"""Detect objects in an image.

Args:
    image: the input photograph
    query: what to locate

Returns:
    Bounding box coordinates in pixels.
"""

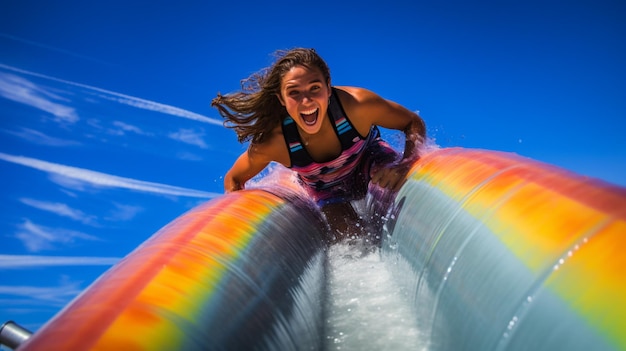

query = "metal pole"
[0,321,32,350]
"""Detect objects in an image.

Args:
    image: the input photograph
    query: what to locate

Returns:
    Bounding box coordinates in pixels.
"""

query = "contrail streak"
[0,255,121,269]
[0,63,223,126]
[0,152,220,198]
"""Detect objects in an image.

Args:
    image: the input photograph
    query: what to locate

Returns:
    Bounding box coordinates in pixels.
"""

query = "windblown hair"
[211,48,331,144]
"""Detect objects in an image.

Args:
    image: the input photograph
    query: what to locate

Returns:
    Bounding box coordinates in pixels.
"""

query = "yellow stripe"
[93,191,283,350]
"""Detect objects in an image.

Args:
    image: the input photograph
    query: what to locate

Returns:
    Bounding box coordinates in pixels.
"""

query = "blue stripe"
[291,144,303,152]
[337,122,351,135]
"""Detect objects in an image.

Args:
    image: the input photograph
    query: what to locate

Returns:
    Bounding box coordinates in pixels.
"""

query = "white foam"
[325,241,429,350]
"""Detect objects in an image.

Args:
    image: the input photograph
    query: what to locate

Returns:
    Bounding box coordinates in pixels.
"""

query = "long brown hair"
[211,48,331,144]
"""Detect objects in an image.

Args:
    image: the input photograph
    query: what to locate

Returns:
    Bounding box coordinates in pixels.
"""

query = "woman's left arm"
[339,86,426,191]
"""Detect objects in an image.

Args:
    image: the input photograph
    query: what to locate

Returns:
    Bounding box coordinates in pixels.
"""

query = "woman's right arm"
[224,147,271,192]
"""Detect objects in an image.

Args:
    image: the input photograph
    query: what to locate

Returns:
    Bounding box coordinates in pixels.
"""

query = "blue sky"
[1,0,624,333]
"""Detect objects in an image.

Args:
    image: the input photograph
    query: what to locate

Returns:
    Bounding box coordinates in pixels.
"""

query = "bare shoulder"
[334,86,390,134]
[334,86,383,106]
[334,85,422,133]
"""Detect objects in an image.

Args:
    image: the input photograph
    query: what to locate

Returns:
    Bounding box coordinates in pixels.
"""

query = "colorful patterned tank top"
[281,88,382,201]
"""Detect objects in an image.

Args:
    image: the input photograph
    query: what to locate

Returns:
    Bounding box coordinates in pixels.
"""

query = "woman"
[212,48,426,242]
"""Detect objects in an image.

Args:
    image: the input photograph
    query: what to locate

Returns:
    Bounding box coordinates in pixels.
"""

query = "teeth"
[301,108,317,115]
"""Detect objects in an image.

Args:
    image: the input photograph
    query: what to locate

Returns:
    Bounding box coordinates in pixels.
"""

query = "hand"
[370,160,414,192]
[224,176,245,193]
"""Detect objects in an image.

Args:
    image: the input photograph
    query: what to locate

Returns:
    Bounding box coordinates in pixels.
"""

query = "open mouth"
[300,108,318,126]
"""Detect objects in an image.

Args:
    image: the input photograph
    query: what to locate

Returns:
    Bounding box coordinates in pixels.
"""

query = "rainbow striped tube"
[18,188,328,350]
[16,148,626,351]
[386,148,626,351]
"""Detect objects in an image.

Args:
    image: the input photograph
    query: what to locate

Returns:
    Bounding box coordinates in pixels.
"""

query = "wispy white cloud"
[168,128,208,149]
[48,173,90,192]
[0,255,120,269]
[0,285,81,306]
[15,219,101,253]
[2,127,81,146]
[0,63,223,126]
[103,94,223,126]
[19,197,142,225]
[105,203,143,221]
[0,276,83,306]
[176,151,203,161]
[19,198,97,225]
[0,72,78,123]
[110,121,152,136]
[0,152,220,198]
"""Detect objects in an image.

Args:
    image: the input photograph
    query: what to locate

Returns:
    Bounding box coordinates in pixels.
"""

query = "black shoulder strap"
[281,116,312,167]
[328,87,367,149]
[281,88,369,168]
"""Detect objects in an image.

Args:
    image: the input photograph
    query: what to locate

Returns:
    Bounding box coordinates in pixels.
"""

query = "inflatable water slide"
[2,147,625,350]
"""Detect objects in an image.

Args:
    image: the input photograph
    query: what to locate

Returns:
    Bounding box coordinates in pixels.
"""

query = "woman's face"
[277,65,331,135]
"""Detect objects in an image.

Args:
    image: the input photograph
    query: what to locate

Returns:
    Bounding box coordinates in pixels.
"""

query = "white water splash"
[325,241,429,350]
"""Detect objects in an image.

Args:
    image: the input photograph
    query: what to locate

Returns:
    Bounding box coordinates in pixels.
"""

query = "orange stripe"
[411,148,626,347]
[22,195,241,350]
